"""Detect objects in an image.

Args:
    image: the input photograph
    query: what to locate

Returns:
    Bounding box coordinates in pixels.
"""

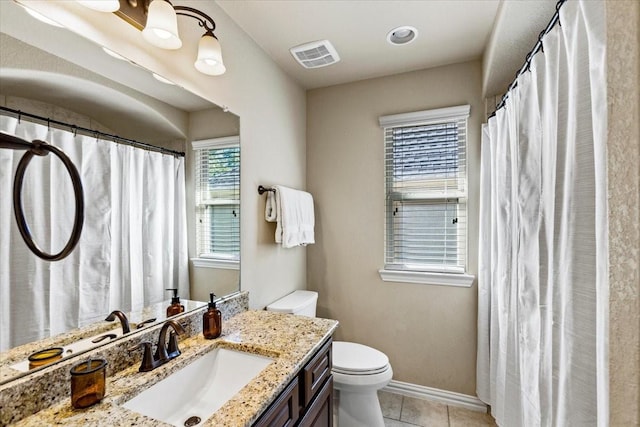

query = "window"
[192,136,240,268]
[379,105,473,287]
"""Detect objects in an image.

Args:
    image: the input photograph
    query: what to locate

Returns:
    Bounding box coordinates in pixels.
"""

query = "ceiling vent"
[290,40,340,69]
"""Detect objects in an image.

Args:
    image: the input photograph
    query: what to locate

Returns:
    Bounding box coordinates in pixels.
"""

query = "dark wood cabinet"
[300,338,332,408]
[253,377,300,427]
[298,376,333,427]
[254,337,333,427]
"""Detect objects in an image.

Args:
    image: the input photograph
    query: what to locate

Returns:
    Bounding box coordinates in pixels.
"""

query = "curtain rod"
[0,106,185,157]
[488,0,567,119]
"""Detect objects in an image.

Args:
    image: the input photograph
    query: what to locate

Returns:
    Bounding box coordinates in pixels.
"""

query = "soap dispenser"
[202,293,222,339]
[166,288,184,317]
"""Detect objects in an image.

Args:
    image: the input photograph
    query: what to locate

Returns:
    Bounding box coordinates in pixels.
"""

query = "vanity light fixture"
[78,0,226,76]
[77,1,120,13]
[143,0,226,76]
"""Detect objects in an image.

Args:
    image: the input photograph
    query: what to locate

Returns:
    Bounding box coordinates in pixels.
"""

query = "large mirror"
[0,0,240,383]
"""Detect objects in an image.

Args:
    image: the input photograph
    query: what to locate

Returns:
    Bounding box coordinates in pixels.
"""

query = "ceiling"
[1,0,559,109]
[216,0,502,90]
[482,0,558,97]
[214,0,559,96]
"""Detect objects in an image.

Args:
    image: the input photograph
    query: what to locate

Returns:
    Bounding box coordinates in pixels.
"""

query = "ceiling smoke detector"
[290,40,340,69]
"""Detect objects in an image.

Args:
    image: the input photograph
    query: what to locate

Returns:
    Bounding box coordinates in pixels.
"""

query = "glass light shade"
[194,34,225,75]
[142,0,182,50]
[77,1,120,13]
[208,63,226,76]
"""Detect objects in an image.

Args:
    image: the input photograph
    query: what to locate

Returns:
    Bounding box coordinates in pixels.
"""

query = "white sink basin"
[122,347,273,426]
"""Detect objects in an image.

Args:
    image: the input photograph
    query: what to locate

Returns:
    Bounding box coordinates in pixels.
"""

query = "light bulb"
[153,28,173,40]
[393,29,412,38]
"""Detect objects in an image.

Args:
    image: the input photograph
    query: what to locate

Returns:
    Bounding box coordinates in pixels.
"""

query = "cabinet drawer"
[254,377,300,427]
[300,338,332,407]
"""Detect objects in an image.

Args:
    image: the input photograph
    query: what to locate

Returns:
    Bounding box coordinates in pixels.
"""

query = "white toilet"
[266,290,393,427]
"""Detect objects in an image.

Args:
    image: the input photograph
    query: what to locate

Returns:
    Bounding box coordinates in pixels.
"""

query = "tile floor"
[378,390,498,427]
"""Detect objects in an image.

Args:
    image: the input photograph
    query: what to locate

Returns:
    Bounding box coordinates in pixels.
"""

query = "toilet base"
[335,389,385,427]
[330,342,393,427]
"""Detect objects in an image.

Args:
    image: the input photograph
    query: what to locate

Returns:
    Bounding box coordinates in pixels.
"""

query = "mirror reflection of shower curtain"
[477,1,607,426]
[0,116,189,351]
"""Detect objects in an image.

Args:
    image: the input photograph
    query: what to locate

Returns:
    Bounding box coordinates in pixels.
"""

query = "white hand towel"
[273,185,315,248]
[265,191,277,222]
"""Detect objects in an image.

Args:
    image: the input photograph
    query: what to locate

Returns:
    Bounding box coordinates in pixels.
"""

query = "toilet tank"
[266,291,318,317]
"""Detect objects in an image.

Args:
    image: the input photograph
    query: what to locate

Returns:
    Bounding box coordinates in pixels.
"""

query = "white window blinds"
[193,136,240,261]
[380,105,469,274]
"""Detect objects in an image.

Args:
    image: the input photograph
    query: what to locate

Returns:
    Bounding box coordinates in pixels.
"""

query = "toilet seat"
[332,341,390,375]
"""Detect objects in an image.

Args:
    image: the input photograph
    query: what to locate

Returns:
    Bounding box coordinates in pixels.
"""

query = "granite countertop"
[0,299,207,384]
[12,310,339,427]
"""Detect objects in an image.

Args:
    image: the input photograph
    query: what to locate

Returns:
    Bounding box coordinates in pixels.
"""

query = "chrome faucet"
[105,310,131,334]
[130,319,186,372]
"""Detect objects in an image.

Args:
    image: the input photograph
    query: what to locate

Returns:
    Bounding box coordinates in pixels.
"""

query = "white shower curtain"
[0,117,189,351]
[477,1,607,426]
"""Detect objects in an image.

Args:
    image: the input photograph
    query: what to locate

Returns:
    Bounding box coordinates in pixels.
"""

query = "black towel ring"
[1,133,84,261]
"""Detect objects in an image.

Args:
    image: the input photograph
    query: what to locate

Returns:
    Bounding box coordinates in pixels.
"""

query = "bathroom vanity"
[254,337,333,427]
[1,299,338,427]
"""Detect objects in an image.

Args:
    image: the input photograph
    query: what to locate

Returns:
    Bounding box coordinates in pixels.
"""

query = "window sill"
[191,258,239,270]
[378,269,475,287]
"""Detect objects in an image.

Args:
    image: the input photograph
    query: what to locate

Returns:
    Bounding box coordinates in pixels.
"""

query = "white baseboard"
[383,380,488,412]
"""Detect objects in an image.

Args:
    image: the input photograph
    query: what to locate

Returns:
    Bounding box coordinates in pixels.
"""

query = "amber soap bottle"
[203,293,222,339]
[166,288,184,317]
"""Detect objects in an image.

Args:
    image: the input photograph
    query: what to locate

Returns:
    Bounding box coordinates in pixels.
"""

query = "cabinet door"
[254,377,300,427]
[298,376,333,427]
[301,339,332,407]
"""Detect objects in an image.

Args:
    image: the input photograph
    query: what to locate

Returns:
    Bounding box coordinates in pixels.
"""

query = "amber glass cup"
[28,347,63,370]
[70,358,107,409]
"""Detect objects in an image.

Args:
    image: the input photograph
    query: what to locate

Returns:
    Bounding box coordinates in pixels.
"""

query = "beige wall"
[307,60,483,395]
[20,1,309,310]
[607,1,640,425]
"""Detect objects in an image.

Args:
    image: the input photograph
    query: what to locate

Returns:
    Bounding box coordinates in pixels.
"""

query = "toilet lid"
[332,341,389,374]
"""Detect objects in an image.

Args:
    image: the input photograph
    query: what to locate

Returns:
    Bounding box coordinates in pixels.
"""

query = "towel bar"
[258,185,276,195]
